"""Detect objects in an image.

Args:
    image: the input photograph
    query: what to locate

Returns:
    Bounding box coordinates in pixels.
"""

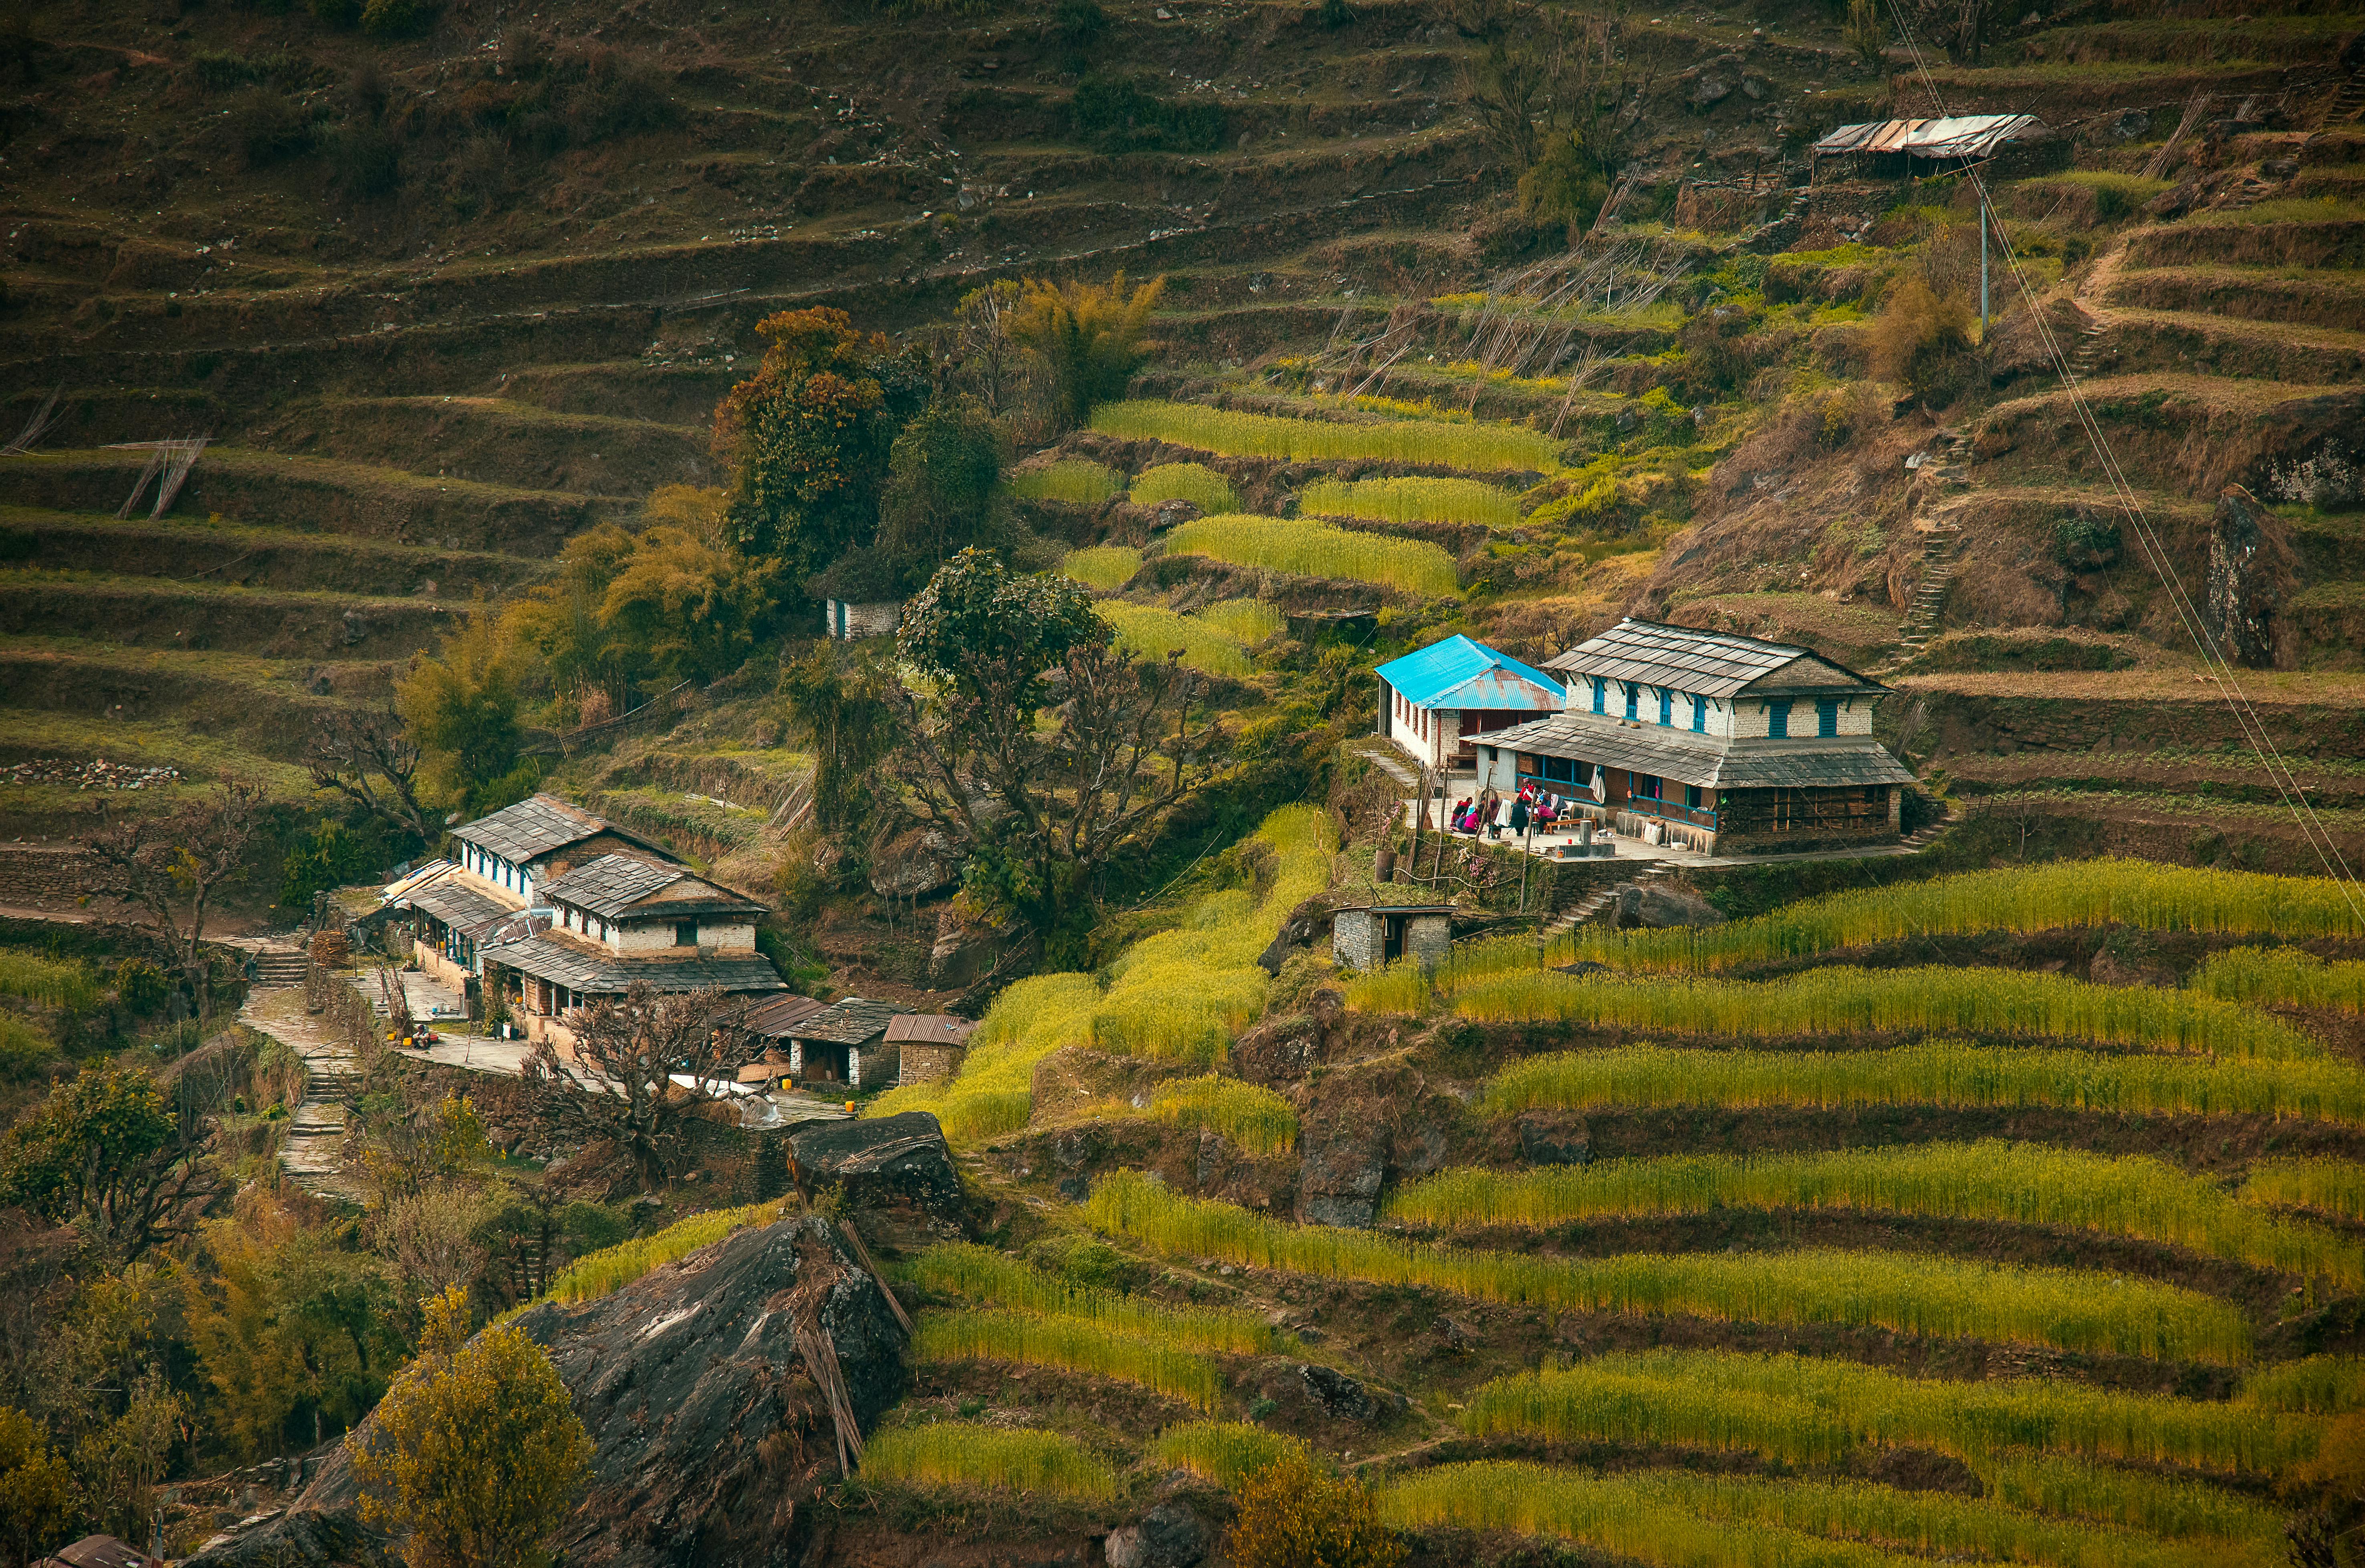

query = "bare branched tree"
[1456,0,1630,176]
[521,984,758,1194]
[307,702,440,846]
[82,777,268,1023]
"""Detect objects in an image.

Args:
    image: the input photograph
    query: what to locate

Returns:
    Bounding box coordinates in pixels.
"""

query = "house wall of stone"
[1717,784,1901,853]
[849,1041,898,1088]
[1333,910,1381,972]
[827,600,904,640]
[899,1043,964,1086]
[1405,913,1453,969]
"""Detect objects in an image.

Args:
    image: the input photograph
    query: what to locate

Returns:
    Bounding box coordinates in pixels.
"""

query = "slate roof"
[538,853,685,918]
[785,998,899,1045]
[383,862,517,937]
[450,793,609,864]
[1375,634,1566,710]
[1484,712,1915,789]
[480,931,787,995]
[746,993,832,1037]
[884,1014,979,1046]
[1811,114,2045,159]
[43,1538,152,1568]
[1544,619,1887,700]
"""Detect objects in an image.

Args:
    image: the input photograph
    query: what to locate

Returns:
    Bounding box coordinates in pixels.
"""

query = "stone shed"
[888,1013,978,1087]
[1332,905,1455,973]
[782,997,900,1088]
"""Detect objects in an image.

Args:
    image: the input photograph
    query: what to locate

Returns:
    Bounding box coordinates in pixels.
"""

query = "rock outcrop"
[1612,882,1727,929]
[190,1215,909,1568]
[789,1111,972,1252]
[2202,485,2296,669]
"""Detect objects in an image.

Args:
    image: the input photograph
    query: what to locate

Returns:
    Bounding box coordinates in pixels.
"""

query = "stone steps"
[1542,865,1672,938]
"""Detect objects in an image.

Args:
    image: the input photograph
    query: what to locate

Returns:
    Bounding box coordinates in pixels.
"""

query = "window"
[1623,683,1639,720]
[1590,677,1606,714]
[1543,755,1577,784]
[675,921,699,947]
[1685,784,1704,809]
[1691,695,1707,733]
[1633,774,1660,799]
[1657,688,1673,726]
[1767,699,1792,738]
[1818,698,1840,737]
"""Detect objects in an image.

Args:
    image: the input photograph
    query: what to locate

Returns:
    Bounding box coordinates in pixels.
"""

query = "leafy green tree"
[894,549,1214,964]
[0,1066,219,1264]
[0,1405,79,1568]
[500,524,642,722]
[397,611,536,816]
[350,1285,591,1568]
[778,645,896,836]
[279,817,388,909]
[712,306,928,584]
[878,395,1009,589]
[596,525,779,688]
[1009,272,1163,430]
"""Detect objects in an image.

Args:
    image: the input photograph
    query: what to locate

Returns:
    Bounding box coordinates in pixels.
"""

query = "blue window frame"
[1657,688,1673,726]
[1623,683,1639,720]
[1685,783,1704,808]
[1633,774,1661,799]
[1590,677,1606,714]
[1691,694,1707,733]
[1817,698,1840,737]
[1768,699,1792,738]
[1542,755,1577,784]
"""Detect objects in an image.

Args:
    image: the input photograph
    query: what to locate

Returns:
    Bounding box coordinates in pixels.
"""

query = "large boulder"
[2203,485,2297,669]
[1612,882,1727,929]
[1295,1117,1388,1229]
[1104,1502,1211,1568]
[190,1215,908,1568]
[789,1110,971,1250]
[868,827,963,900]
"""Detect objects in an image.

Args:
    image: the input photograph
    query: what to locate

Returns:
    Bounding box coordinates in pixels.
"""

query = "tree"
[1458,0,1630,196]
[396,611,537,816]
[1226,1451,1403,1568]
[1009,272,1163,430]
[777,644,896,836]
[350,1285,590,1568]
[944,280,1034,421]
[521,984,757,1194]
[0,1066,220,1264]
[892,549,1215,964]
[82,776,266,1023]
[0,1405,78,1568]
[877,395,1008,589]
[595,524,779,689]
[711,306,929,584]
[308,703,440,849]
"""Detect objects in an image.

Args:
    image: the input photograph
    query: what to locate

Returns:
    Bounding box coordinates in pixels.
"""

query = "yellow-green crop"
[2240,1156,2365,1221]
[1099,601,1253,676]
[864,1423,1118,1499]
[1300,475,1522,529]
[1192,597,1283,644]
[1084,1170,2252,1362]
[900,1242,1287,1356]
[1151,1075,1300,1156]
[1164,513,1459,597]
[1447,964,2321,1059]
[1092,398,1565,474]
[2194,947,2365,1013]
[1390,1141,2362,1284]
[1152,1421,1309,1488]
[912,1308,1223,1411]
[1482,1043,2365,1125]
[543,1199,792,1306]
[1562,861,2365,973]
[1012,458,1122,504]
[1057,545,1143,590]
[1129,460,1237,512]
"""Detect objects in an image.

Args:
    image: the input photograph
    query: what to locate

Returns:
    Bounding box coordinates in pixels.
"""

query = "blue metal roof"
[1374,635,1566,711]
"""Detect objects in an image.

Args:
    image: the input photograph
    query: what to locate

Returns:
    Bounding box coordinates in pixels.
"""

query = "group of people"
[1444,782,1584,840]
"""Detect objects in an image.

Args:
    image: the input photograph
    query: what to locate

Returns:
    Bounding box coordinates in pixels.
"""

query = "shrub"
[1130,460,1237,512]
[113,959,169,1016]
[1229,1451,1404,1568]
[1869,275,1974,403]
[0,1018,53,1082]
[309,0,362,24]
[228,87,313,165]
[360,0,436,36]
[1011,273,1164,429]
[865,1424,1117,1499]
[1843,0,1886,63]
[1068,72,1225,153]
[328,122,402,196]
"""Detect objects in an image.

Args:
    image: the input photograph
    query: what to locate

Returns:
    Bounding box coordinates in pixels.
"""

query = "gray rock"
[1106,1501,1211,1568]
[1516,1110,1590,1166]
[788,1111,971,1248]
[1391,1121,1450,1180]
[2202,485,2295,670]
[1295,1120,1388,1229]
[1613,883,1727,929]
[194,1215,907,1568]
[1298,1363,1405,1423]
[868,827,963,899]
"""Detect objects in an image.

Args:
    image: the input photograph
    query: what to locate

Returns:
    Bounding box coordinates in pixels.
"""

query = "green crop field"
[864,1424,1118,1500]
[1058,545,1144,591]
[1300,474,1524,529]
[1098,601,1253,676]
[1162,513,1460,595]
[1092,399,1566,474]
[2194,946,2365,1012]
[1128,461,1238,512]
[1012,458,1124,504]
[911,1308,1225,1411]
[1388,1141,2362,1284]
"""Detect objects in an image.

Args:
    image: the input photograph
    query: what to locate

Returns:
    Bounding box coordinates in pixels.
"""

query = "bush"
[360,0,436,34]
[329,122,402,196]
[1067,72,1224,153]
[1868,275,1974,405]
[228,88,313,165]
[113,959,170,1017]
[1229,1451,1404,1568]
[308,0,361,24]
[1055,0,1106,43]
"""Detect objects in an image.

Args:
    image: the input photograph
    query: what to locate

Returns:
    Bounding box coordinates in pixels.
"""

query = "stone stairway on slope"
[1540,865,1674,944]
[1897,519,1965,653]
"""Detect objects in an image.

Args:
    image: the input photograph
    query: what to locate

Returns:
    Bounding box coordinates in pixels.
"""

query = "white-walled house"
[1476,619,1913,854]
[1373,634,1566,774]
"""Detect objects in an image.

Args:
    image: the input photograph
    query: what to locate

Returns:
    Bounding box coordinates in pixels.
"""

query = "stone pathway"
[396,968,468,1022]
[239,977,369,1205]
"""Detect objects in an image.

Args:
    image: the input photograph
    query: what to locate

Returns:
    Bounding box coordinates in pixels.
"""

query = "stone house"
[1477,619,1913,855]
[888,1013,978,1086]
[781,998,901,1088]
[1332,905,1455,972]
[824,597,903,640]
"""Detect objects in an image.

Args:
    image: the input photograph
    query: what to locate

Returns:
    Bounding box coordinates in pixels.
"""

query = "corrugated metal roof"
[1485,713,1915,789]
[1375,634,1566,709]
[1544,619,1887,699]
[1812,114,2045,159]
[451,794,609,864]
[479,930,787,995]
[539,853,685,919]
[885,1014,979,1045]
[787,998,900,1045]
[747,994,832,1036]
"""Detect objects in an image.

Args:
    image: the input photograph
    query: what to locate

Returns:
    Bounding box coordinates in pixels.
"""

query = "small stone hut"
[1332,905,1455,973]
[888,1014,978,1087]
